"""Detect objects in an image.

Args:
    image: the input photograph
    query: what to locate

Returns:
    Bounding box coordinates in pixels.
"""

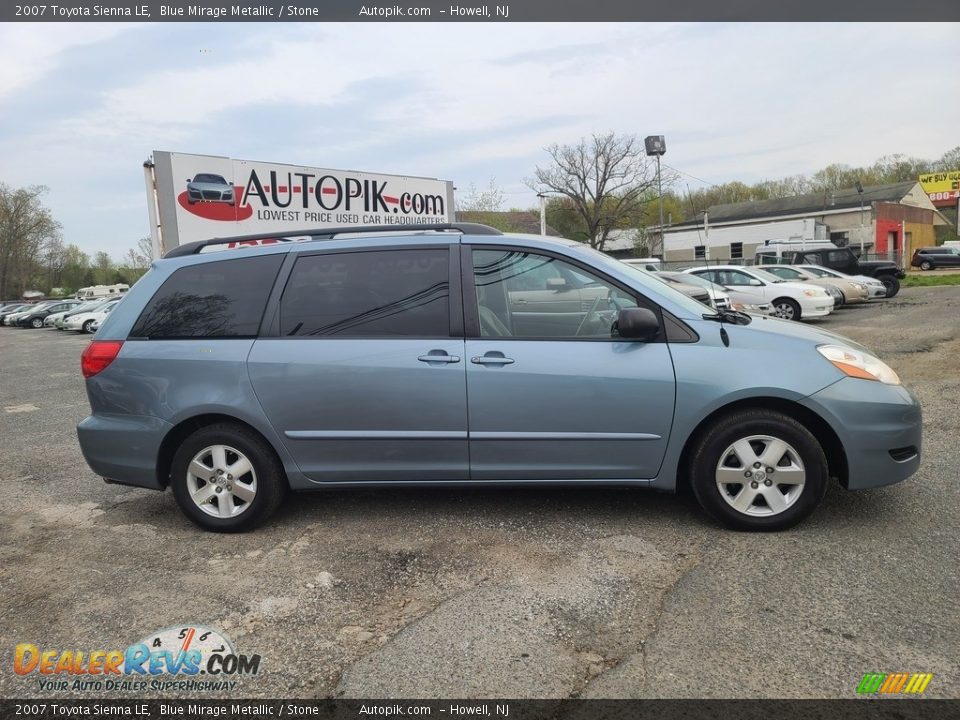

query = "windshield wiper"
[702,308,752,325]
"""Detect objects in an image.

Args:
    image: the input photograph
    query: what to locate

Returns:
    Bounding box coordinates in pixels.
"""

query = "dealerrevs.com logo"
[14,625,261,693]
[179,167,447,225]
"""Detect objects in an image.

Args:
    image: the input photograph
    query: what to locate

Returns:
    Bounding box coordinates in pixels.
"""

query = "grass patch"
[902,273,960,287]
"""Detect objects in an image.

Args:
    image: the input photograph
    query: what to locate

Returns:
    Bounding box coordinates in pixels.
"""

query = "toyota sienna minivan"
[77,224,921,532]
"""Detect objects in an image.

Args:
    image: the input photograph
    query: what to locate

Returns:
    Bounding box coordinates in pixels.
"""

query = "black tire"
[772,297,801,321]
[31,317,43,328]
[170,423,287,532]
[688,409,828,531]
[919,261,932,271]
[82,320,95,333]
[879,275,900,298]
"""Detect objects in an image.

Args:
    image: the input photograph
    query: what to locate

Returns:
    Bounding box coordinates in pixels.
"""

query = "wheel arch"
[156,413,289,489]
[675,396,848,493]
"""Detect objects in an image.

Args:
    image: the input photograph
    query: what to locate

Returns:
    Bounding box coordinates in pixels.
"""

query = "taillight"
[81,340,124,379]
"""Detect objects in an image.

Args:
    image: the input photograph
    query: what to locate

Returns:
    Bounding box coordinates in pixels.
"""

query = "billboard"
[148,152,455,253]
[918,170,960,208]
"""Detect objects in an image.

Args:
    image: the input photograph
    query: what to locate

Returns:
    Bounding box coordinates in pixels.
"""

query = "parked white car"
[684,265,834,321]
[795,265,887,299]
[65,302,119,333]
[45,300,102,327]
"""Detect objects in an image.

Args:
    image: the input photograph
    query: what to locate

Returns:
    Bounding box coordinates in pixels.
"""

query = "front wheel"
[31,317,44,328]
[170,423,287,532]
[688,410,828,531]
[82,320,95,333]
[879,275,900,298]
[772,297,801,321]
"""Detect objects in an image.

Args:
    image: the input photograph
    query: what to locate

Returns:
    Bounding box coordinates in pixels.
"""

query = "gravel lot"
[1,288,958,700]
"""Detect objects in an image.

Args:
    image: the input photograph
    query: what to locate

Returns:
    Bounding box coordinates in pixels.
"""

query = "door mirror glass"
[545,277,567,290]
[616,307,659,341]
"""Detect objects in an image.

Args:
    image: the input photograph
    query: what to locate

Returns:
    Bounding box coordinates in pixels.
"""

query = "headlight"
[817,344,901,385]
[851,282,865,290]
[802,289,825,297]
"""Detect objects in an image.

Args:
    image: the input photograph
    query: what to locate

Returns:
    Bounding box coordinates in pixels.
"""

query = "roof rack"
[163,223,503,258]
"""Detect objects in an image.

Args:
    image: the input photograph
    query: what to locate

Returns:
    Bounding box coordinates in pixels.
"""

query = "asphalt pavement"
[0,287,957,700]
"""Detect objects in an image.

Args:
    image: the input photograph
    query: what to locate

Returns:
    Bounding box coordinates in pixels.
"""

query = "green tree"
[0,184,61,299]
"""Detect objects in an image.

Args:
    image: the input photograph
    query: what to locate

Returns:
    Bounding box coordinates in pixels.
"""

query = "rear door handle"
[418,352,461,364]
[471,354,515,366]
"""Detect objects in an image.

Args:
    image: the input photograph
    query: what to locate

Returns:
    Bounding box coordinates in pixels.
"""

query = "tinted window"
[472,249,638,339]
[131,255,284,339]
[280,249,449,337]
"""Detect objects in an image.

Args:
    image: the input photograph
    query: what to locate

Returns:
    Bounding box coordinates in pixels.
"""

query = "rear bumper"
[77,413,171,490]
[801,378,922,490]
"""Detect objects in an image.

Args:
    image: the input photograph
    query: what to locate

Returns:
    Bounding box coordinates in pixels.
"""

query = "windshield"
[750,268,788,283]
[580,247,718,316]
[193,173,227,184]
[676,273,725,293]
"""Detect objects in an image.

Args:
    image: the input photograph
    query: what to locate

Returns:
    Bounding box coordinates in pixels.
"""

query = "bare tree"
[528,133,668,251]
[457,178,506,213]
[124,237,154,270]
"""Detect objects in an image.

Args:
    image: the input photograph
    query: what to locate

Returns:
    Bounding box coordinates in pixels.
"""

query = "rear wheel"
[878,275,900,298]
[919,261,932,271]
[689,410,828,531]
[170,423,287,532]
[772,297,801,321]
[30,317,43,328]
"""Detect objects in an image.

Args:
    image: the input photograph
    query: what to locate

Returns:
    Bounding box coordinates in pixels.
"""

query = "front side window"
[131,255,284,339]
[472,249,638,339]
[280,248,449,337]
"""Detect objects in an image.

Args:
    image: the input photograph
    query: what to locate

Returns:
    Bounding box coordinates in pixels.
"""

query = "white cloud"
[1,22,957,257]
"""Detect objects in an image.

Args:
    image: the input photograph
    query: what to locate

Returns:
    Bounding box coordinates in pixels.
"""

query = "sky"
[0,22,957,260]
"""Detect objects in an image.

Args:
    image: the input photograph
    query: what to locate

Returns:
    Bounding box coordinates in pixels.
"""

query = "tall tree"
[0,184,61,299]
[529,133,666,251]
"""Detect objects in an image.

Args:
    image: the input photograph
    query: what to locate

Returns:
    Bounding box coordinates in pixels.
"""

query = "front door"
[248,245,468,482]
[465,247,676,481]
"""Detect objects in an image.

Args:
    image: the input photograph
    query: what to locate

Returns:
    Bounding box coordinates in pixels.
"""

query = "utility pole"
[644,136,667,257]
[538,193,546,236]
[856,180,865,256]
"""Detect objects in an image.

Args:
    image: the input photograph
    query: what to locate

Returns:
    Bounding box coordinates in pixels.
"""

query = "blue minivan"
[77,224,921,532]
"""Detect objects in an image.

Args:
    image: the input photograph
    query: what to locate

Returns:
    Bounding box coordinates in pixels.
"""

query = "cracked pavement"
[1,287,958,699]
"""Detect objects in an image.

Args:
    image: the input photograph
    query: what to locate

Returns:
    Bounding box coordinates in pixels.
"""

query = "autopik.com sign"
[149,151,455,252]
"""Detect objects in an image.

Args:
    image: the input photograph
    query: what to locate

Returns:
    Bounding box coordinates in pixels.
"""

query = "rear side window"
[130,255,284,339]
[280,248,449,337]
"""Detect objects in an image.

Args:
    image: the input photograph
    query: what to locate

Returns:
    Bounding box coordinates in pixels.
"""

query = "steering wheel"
[575,295,604,337]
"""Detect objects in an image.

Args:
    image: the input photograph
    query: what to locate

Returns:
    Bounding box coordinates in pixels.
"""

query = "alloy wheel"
[185,444,258,518]
[715,435,806,517]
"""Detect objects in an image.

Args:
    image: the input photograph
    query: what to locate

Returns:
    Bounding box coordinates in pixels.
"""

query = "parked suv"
[77,224,921,533]
[911,246,960,271]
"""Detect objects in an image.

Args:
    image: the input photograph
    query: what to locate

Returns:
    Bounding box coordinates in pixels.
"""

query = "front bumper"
[801,378,922,490]
[77,413,172,490]
[799,296,834,317]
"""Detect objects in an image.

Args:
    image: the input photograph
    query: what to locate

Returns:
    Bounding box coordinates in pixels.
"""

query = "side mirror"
[616,307,660,341]
[546,277,567,290]
[749,278,763,286]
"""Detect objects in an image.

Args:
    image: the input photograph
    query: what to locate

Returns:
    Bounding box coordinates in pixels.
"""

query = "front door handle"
[471,353,515,366]
[418,351,461,364]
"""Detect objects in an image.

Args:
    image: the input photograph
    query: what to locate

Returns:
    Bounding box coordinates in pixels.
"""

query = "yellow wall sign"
[919,171,960,207]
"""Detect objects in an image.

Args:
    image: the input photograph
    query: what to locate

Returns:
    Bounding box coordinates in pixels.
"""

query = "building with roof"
[659,181,949,263]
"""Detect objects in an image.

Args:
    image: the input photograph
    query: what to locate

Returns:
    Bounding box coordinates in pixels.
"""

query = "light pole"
[645,136,667,257]
[855,180,865,256]
[537,193,547,236]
